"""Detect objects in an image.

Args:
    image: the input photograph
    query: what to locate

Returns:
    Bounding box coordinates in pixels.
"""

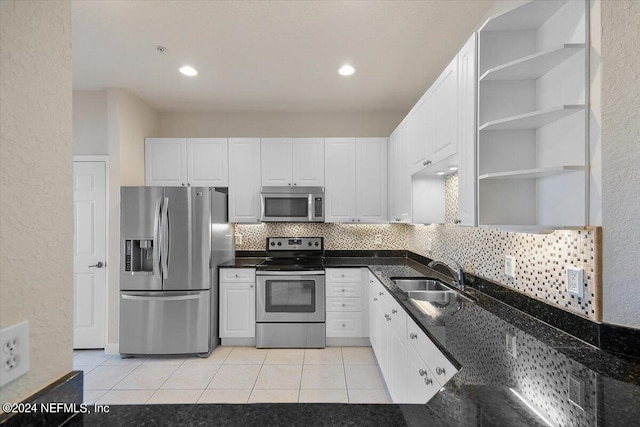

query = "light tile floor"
[75,346,390,405]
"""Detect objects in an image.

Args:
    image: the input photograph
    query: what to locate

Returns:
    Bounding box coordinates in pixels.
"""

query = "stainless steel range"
[256,237,325,348]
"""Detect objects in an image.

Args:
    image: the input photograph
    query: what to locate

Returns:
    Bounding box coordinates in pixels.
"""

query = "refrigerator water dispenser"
[125,239,154,273]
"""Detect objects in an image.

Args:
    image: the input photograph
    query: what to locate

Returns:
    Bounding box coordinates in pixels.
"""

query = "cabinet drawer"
[326,312,363,337]
[326,297,362,312]
[220,268,255,282]
[405,343,441,404]
[326,268,362,283]
[407,319,457,385]
[327,283,361,297]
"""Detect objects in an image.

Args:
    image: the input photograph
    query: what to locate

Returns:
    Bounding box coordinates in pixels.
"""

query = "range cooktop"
[256,237,324,271]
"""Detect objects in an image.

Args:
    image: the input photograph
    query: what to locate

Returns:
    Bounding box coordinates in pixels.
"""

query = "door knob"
[89,262,104,268]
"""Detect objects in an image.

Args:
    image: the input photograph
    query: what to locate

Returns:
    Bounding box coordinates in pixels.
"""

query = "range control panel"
[266,237,323,251]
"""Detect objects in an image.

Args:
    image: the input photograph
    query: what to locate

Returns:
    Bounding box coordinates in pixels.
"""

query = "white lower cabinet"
[325,268,368,338]
[368,272,458,403]
[219,268,255,338]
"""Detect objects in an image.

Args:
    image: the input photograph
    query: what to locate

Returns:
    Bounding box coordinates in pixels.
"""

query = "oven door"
[256,272,325,322]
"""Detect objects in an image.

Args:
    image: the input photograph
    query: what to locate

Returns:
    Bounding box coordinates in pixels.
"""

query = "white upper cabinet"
[145,138,187,187]
[407,96,430,175]
[457,33,478,227]
[325,138,387,223]
[145,138,228,187]
[261,138,324,187]
[187,138,228,187]
[428,57,458,166]
[388,124,412,223]
[477,0,588,229]
[228,138,261,223]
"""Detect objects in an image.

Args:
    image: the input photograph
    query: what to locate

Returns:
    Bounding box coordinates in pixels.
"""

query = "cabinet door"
[389,125,411,223]
[145,138,187,186]
[405,344,440,404]
[292,138,324,186]
[219,282,255,338]
[228,138,261,223]
[407,95,430,175]
[356,138,387,223]
[388,319,407,403]
[261,138,292,186]
[428,57,458,164]
[325,138,357,223]
[457,34,477,226]
[187,138,228,186]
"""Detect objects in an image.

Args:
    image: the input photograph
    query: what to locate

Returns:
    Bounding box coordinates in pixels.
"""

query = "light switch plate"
[505,256,515,279]
[567,266,584,298]
[505,333,517,358]
[568,374,585,409]
[374,234,382,245]
[426,239,433,252]
[234,233,243,246]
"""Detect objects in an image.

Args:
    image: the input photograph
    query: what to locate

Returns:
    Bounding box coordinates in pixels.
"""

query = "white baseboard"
[104,343,119,354]
[326,337,371,347]
[221,338,256,346]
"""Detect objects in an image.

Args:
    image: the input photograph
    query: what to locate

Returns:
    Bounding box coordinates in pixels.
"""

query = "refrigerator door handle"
[161,196,170,278]
[152,197,162,277]
[121,294,201,302]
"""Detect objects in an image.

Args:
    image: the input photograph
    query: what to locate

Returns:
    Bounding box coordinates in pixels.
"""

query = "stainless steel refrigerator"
[119,186,233,356]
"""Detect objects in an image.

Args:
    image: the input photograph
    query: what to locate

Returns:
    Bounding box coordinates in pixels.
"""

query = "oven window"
[265,280,316,313]
[264,197,308,218]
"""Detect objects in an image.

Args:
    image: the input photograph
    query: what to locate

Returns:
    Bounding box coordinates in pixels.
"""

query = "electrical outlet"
[0,321,29,387]
[505,333,518,358]
[568,374,585,409]
[374,234,382,245]
[567,266,584,298]
[234,233,243,246]
[426,238,433,252]
[505,256,515,279]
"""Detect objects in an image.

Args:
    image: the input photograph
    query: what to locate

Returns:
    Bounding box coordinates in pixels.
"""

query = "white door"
[145,138,187,186]
[187,138,229,186]
[428,57,458,164]
[261,138,292,186]
[325,138,357,223]
[228,138,262,223]
[73,161,107,348]
[219,283,256,338]
[356,138,387,223]
[292,138,324,186]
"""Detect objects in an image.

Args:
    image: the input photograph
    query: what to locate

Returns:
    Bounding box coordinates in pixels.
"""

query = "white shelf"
[480,0,569,32]
[480,44,585,81]
[479,166,586,180]
[479,105,584,131]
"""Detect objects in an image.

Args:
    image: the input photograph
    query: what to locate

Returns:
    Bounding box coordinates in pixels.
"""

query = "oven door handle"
[256,270,325,276]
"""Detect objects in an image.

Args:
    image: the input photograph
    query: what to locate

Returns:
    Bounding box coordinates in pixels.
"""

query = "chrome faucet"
[427,260,465,291]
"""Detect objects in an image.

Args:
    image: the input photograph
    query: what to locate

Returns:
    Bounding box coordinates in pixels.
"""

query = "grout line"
[340,347,351,403]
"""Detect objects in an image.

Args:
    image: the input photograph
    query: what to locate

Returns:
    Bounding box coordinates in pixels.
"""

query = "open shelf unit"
[477,0,589,229]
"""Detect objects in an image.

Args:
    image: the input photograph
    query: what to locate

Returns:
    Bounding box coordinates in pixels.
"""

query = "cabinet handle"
[385,314,391,321]
[341,274,345,277]
[293,183,297,186]
[419,369,427,377]
[392,309,397,314]
[454,219,461,224]
[235,274,239,278]
[379,292,383,296]
[342,303,346,307]
[410,333,417,340]
[357,219,361,222]
[288,183,291,186]
[395,218,401,222]
[341,289,346,292]
[425,377,433,385]
[250,284,254,288]
[436,367,446,376]
[373,297,378,301]
[181,183,186,187]
[187,183,191,187]
[369,280,373,284]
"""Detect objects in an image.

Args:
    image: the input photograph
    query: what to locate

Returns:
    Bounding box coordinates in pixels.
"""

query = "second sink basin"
[392,277,450,293]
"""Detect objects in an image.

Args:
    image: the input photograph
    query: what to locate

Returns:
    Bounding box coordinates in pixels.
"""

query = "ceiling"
[72,1,494,114]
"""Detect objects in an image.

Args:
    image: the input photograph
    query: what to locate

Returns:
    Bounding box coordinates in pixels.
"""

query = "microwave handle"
[260,195,266,221]
[308,194,313,221]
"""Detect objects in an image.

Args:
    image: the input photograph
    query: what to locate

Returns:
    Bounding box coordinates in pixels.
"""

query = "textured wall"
[159,111,405,138]
[0,0,73,404]
[73,90,108,155]
[601,0,640,328]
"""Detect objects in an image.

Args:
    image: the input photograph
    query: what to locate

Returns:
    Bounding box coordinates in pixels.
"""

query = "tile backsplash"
[234,173,602,321]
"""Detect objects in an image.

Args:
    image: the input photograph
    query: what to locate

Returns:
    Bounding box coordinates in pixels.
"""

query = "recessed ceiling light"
[179,65,198,77]
[436,170,445,175]
[338,65,355,76]
[448,165,458,171]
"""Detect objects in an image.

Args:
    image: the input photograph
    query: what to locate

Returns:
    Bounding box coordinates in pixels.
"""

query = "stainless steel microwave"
[260,186,324,222]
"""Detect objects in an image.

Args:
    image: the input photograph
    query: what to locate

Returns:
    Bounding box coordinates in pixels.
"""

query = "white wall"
[0,0,73,404]
[105,89,159,348]
[73,90,108,155]
[159,111,405,138]
[601,0,640,328]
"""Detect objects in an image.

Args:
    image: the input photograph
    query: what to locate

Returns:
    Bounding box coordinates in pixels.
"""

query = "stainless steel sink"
[392,278,450,292]
[408,290,457,304]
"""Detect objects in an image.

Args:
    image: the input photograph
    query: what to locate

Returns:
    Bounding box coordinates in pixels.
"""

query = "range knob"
[277,242,282,246]
[308,242,312,246]
[270,242,275,246]
[315,242,319,246]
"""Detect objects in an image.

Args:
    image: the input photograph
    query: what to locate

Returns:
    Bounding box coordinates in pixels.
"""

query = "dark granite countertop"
[218,257,265,268]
